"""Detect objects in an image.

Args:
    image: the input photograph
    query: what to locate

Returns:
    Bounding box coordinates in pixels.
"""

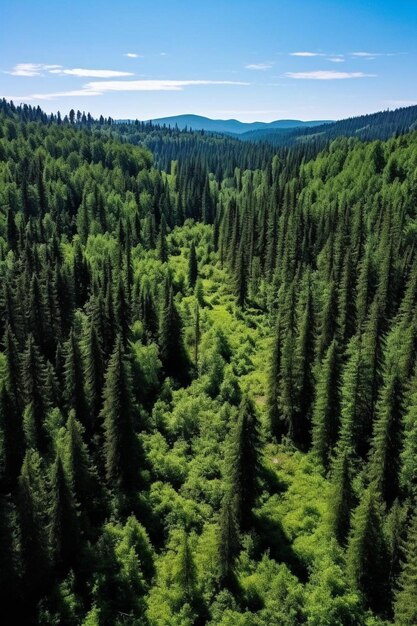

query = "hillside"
[239,103,417,146]
[0,100,417,626]
[138,114,331,135]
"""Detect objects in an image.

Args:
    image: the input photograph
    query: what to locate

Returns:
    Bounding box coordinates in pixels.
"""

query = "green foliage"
[1,99,417,624]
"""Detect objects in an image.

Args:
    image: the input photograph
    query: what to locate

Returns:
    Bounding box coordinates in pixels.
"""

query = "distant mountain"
[142,114,332,135]
[238,105,417,146]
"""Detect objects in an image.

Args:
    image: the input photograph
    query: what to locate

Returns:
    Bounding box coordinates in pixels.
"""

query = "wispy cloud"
[5,89,103,101]
[245,63,274,70]
[7,63,134,78]
[327,56,345,63]
[284,70,376,80]
[84,79,250,92]
[50,68,134,78]
[350,51,382,60]
[290,52,325,57]
[5,79,250,101]
[124,52,142,58]
[7,63,62,76]
[350,51,405,60]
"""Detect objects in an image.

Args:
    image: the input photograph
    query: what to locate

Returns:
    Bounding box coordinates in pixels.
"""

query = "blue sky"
[1,0,417,121]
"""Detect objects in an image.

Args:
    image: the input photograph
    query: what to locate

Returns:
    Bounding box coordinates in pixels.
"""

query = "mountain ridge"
[117,113,333,135]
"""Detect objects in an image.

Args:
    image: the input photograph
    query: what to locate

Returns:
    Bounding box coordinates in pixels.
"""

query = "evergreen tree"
[157,213,168,263]
[328,449,354,545]
[64,328,88,428]
[21,334,51,451]
[312,339,340,468]
[188,241,198,289]
[18,449,50,610]
[394,513,417,626]
[101,334,138,492]
[48,453,80,574]
[225,395,261,529]
[159,277,189,383]
[346,487,390,614]
[369,368,404,505]
[175,531,197,603]
[217,488,239,588]
[83,320,105,435]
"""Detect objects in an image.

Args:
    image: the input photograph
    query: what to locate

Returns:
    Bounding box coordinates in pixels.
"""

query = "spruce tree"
[188,241,198,289]
[64,328,88,428]
[175,531,197,603]
[312,339,340,469]
[101,334,138,492]
[159,277,189,383]
[21,334,51,451]
[225,395,261,530]
[328,448,354,545]
[217,488,239,588]
[83,320,105,435]
[346,487,390,614]
[394,513,417,626]
[48,453,80,574]
[18,449,50,608]
[369,368,403,505]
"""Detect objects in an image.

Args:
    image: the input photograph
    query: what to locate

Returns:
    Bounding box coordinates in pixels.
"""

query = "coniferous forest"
[1,97,417,626]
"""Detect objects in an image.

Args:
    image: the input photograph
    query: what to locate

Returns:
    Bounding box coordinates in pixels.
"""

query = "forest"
[0,98,417,625]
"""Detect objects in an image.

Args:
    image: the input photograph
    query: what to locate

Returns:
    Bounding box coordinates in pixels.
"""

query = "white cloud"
[84,79,249,92]
[4,79,249,101]
[245,63,274,70]
[284,70,376,80]
[5,90,102,101]
[8,63,62,76]
[327,56,345,63]
[290,52,325,57]
[124,52,142,58]
[350,51,381,60]
[50,68,134,77]
[7,63,134,78]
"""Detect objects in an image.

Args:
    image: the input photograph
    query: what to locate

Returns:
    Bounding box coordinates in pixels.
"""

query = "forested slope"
[0,101,417,625]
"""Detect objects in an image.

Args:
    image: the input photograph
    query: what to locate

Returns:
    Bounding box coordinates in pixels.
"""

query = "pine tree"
[225,395,261,530]
[293,279,315,447]
[400,366,417,499]
[83,320,105,435]
[394,513,417,625]
[312,339,340,468]
[338,335,373,459]
[235,240,247,308]
[369,368,403,505]
[188,241,198,289]
[267,316,284,439]
[328,449,354,545]
[48,453,80,574]
[64,328,88,428]
[175,531,197,603]
[101,334,138,492]
[0,384,23,489]
[346,487,390,614]
[60,411,102,532]
[18,449,50,607]
[157,213,168,263]
[217,488,239,588]
[0,496,20,618]
[159,277,189,383]
[3,322,22,410]
[21,334,51,451]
